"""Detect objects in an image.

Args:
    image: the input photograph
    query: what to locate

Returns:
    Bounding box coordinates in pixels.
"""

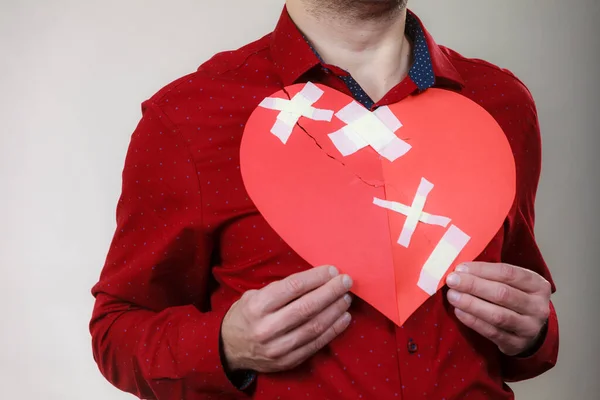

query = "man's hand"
[446,262,551,356]
[221,265,353,373]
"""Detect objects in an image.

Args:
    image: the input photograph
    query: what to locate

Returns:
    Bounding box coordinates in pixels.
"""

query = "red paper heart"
[240,83,515,326]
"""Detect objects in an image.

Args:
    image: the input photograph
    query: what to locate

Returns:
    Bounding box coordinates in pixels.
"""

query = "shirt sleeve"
[498,90,559,382]
[89,102,249,399]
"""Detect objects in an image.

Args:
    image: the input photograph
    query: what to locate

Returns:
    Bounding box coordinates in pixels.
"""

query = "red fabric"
[90,8,558,400]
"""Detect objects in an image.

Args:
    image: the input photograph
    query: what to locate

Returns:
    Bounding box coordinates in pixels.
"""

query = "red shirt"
[90,8,558,400]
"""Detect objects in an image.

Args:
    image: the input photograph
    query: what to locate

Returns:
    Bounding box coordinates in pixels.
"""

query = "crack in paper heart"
[280,86,384,189]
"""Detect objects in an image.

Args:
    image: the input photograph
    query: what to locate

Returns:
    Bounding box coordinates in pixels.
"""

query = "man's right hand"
[221,265,353,373]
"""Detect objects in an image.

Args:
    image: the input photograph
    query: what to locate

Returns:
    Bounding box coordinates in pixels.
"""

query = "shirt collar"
[270,6,465,90]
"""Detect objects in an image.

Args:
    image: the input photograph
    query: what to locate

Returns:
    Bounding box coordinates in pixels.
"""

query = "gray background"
[0,0,598,398]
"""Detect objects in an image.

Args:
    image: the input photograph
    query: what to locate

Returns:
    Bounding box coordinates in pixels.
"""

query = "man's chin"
[313,0,408,20]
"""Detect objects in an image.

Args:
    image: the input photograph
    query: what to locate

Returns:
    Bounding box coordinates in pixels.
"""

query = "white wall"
[1,1,597,399]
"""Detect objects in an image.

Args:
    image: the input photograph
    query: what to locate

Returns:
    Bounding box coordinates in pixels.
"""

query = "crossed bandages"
[259,82,411,162]
[372,178,470,295]
[258,82,471,295]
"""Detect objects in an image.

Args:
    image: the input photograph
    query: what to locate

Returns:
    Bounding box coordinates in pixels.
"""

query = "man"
[90,1,558,399]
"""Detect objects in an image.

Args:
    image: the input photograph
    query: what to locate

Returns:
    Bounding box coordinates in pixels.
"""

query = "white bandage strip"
[417,225,471,295]
[259,82,334,144]
[373,197,451,231]
[328,101,411,162]
[398,178,434,247]
[373,178,451,248]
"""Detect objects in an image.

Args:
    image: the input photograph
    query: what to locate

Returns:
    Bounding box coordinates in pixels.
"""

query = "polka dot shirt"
[90,7,558,400]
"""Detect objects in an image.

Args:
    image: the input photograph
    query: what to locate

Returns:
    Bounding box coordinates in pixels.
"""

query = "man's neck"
[286,0,413,103]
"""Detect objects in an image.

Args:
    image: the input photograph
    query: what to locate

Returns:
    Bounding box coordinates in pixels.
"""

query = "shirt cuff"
[500,301,559,382]
[177,306,253,395]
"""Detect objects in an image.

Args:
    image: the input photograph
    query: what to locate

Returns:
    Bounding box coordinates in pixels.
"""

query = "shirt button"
[407,339,418,354]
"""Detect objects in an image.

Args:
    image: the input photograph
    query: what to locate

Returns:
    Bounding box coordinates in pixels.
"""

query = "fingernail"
[342,275,353,289]
[342,312,352,324]
[343,294,353,305]
[447,290,461,302]
[329,266,339,277]
[455,264,469,273]
[446,273,460,287]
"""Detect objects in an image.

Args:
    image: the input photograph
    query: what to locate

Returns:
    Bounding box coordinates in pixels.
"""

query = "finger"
[266,294,353,358]
[457,262,551,294]
[446,272,535,315]
[269,273,353,333]
[447,289,537,336]
[257,265,341,314]
[275,312,352,372]
[454,308,528,356]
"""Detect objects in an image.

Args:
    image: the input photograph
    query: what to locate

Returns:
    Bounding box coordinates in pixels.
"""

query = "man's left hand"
[445,262,551,356]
